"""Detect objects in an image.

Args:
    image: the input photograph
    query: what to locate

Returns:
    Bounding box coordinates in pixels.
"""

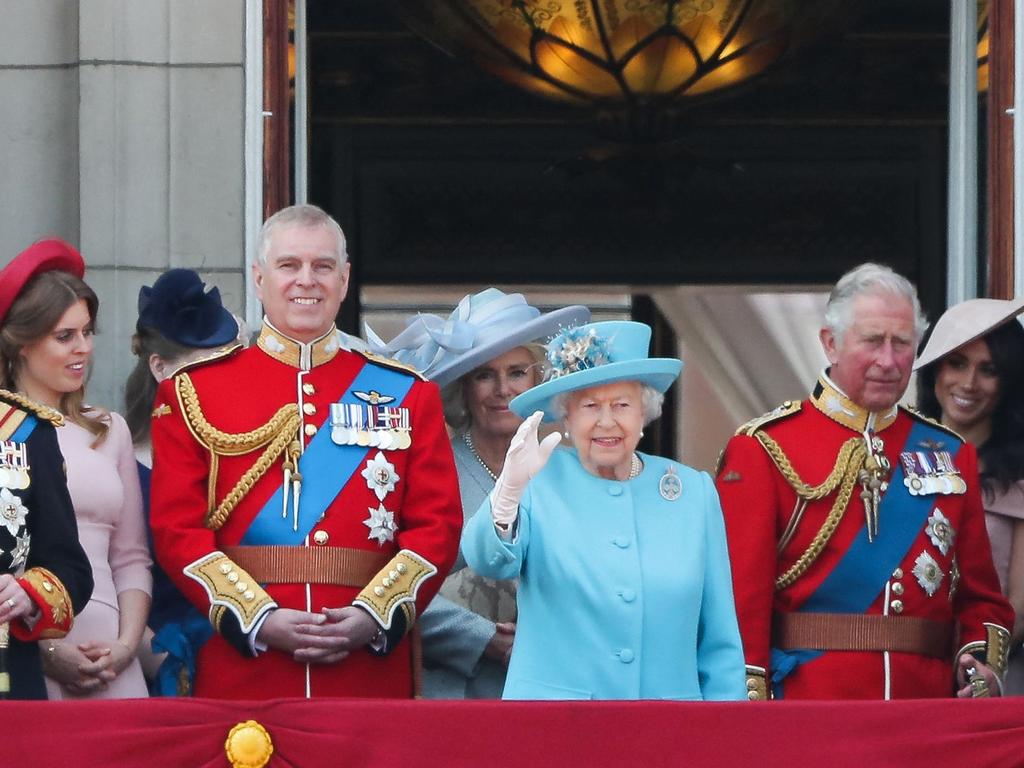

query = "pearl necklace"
[463,432,498,482]
[628,452,642,479]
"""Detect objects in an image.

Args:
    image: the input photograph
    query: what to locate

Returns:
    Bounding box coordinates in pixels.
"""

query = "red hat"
[0,239,85,326]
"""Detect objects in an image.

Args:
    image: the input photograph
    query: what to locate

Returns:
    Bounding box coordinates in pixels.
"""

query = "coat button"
[618,589,636,603]
[891,599,904,614]
[891,582,904,596]
[617,648,635,663]
[747,690,760,701]
[612,537,630,548]
[608,484,623,496]
[304,424,317,437]
[313,530,329,545]
[302,383,315,396]
[892,568,903,579]
[303,402,317,416]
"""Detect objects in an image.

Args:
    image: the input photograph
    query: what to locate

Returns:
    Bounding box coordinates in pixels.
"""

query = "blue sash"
[10,415,37,442]
[240,363,415,546]
[772,419,961,697]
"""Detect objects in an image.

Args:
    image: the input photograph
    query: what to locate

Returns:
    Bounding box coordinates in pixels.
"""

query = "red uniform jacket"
[150,323,462,699]
[716,374,1012,700]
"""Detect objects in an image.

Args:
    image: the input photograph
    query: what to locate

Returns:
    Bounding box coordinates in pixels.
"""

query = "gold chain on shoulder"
[754,432,868,590]
[174,373,301,530]
[0,388,64,426]
[176,374,297,455]
[205,412,300,530]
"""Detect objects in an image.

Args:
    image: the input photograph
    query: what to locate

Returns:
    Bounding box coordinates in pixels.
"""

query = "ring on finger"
[5,598,13,609]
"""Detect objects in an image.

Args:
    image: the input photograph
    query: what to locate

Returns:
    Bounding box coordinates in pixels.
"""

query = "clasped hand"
[256,606,379,665]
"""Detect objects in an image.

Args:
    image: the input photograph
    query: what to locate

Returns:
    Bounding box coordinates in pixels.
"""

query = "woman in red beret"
[0,240,95,699]
[0,239,151,699]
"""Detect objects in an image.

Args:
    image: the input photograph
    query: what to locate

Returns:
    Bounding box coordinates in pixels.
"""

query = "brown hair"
[0,270,109,444]
[123,327,195,444]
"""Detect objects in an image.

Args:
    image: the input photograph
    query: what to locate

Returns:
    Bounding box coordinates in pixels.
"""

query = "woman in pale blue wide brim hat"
[460,320,746,701]
[369,288,589,700]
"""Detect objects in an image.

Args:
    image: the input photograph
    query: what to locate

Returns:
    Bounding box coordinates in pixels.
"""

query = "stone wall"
[0,0,247,411]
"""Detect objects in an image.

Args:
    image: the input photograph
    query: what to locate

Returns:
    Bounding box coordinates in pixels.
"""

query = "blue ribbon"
[240,362,415,546]
[9,415,37,442]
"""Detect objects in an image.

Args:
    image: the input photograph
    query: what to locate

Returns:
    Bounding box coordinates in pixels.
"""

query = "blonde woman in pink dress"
[0,242,152,699]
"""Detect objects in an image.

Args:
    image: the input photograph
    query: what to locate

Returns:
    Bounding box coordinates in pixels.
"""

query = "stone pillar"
[0,0,247,411]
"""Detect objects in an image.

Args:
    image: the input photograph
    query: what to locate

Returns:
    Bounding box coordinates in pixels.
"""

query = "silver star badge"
[926,508,955,556]
[361,452,400,501]
[364,503,397,545]
[913,550,944,597]
[9,531,29,570]
[0,487,27,536]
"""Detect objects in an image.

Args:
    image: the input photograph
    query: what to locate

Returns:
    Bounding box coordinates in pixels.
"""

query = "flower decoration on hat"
[546,326,611,379]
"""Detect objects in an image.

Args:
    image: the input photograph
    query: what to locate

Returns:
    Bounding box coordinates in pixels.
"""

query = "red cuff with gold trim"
[10,567,74,641]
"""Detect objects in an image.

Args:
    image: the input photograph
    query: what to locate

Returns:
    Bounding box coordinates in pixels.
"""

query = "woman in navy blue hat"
[462,321,746,700]
[0,239,151,700]
[371,288,588,698]
[124,268,242,695]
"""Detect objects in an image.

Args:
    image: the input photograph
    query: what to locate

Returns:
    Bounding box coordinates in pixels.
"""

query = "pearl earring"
[640,430,645,438]
[563,430,570,439]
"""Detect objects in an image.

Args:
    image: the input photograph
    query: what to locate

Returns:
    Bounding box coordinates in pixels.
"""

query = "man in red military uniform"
[717,263,1012,701]
[149,204,461,698]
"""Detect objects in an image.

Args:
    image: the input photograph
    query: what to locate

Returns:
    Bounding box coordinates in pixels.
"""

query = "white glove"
[490,411,561,531]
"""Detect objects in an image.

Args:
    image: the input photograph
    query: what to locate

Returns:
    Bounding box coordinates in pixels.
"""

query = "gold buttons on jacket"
[313,530,329,545]
[892,568,903,579]
[304,424,317,437]
[891,599,904,614]
[302,383,315,396]
[302,402,317,416]
[891,582,904,596]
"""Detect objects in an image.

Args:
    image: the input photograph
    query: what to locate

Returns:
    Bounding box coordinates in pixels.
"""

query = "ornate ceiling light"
[392,1,847,139]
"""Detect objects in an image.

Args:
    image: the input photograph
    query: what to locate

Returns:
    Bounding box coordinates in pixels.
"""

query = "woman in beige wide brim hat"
[915,297,1024,694]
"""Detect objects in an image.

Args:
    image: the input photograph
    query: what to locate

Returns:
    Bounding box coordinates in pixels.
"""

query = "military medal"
[0,488,28,536]
[362,452,399,501]
[9,531,29,571]
[364,503,398,545]
[659,466,682,501]
[0,441,30,490]
[900,451,966,496]
[925,508,955,556]
[912,550,943,597]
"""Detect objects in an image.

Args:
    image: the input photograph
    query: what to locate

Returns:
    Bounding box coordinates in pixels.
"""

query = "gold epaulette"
[736,400,801,436]
[356,350,426,381]
[167,342,243,379]
[0,388,64,427]
[901,405,965,443]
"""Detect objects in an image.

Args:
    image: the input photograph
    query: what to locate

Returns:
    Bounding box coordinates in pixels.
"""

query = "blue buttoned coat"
[461,448,746,700]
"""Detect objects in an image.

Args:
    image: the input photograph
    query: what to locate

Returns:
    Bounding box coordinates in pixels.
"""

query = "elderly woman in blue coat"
[370,289,589,698]
[462,320,746,700]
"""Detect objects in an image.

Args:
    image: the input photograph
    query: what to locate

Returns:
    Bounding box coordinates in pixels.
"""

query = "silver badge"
[912,550,944,597]
[659,466,682,501]
[364,503,398,545]
[361,452,399,501]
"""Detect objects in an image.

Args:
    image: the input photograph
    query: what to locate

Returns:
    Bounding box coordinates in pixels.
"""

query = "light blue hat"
[366,288,590,388]
[510,321,682,422]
